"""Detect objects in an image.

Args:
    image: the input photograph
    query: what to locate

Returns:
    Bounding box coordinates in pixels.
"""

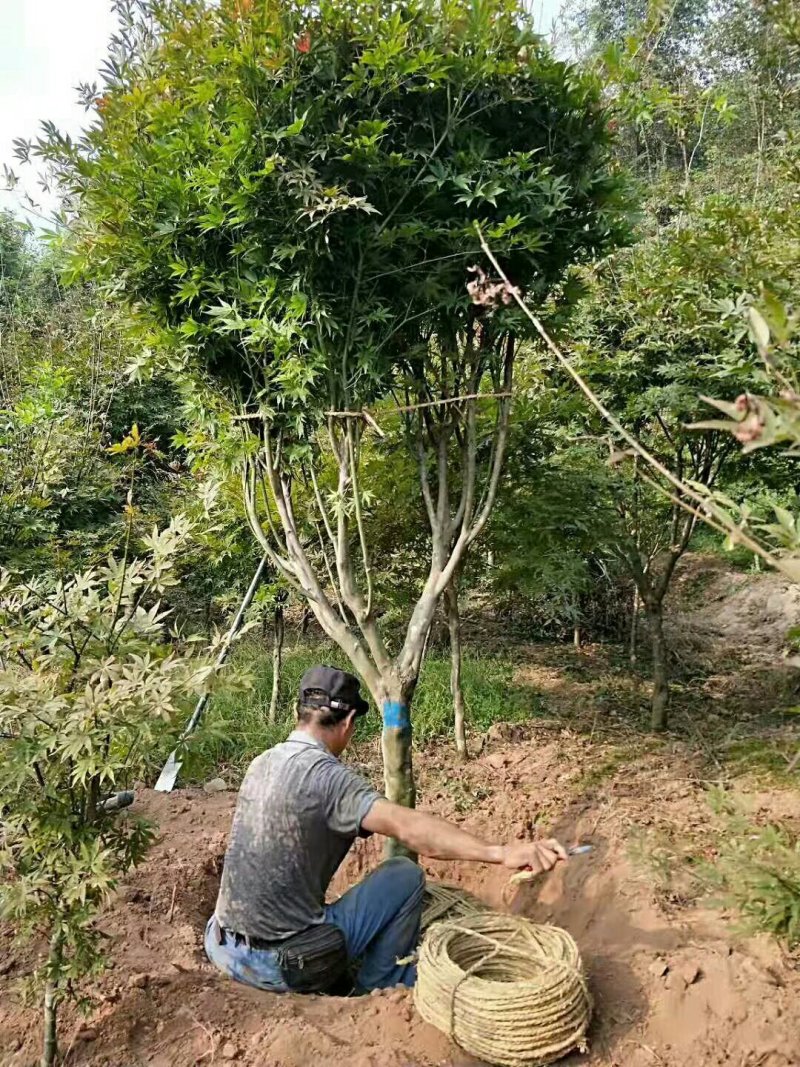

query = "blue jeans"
[205,857,425,992]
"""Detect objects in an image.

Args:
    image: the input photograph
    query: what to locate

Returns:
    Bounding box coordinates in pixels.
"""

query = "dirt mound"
[668,553,800,665]
[2,729,799,1067]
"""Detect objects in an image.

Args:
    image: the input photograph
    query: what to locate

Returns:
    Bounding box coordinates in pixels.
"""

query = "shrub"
[0,516,215,1066]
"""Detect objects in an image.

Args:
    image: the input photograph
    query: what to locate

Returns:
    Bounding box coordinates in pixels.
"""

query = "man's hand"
[362,800,568,871]
[501,838,567,875]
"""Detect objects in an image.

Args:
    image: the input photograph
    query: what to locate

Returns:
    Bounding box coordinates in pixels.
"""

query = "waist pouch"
[276,923,349,993]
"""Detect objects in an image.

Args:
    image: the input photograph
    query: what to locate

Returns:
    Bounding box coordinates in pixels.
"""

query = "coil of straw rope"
[414,912,592,1067]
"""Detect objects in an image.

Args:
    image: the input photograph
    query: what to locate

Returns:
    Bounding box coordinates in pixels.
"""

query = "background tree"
[567,0,800,198]
[516,0,799,731]
[486,376,628,647]
[0,210,29,306]
[0,211,192,579]
[31,0,629,810]
[570,192,800,728]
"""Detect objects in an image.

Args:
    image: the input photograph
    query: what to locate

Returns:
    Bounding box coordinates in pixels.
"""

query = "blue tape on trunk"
[382,701,411,730]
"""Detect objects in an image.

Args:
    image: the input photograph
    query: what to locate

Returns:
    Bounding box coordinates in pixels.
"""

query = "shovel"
[154,552,271,792]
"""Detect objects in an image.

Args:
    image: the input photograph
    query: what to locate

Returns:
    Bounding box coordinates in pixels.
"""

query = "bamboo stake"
[230,391,512,429]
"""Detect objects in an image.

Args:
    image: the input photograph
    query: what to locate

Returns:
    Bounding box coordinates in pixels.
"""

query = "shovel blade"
[154,750,182,793]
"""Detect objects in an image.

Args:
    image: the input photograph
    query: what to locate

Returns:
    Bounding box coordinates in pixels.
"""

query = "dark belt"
[213,916,281,952]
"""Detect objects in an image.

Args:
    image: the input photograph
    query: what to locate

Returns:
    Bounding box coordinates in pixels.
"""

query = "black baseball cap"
[298,665,370,717]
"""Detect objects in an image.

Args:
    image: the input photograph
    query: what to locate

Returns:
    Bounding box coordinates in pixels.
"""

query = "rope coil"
[414,912,592,1067]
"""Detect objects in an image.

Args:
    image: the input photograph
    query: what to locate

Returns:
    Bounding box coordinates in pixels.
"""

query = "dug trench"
[2,720,799,1067]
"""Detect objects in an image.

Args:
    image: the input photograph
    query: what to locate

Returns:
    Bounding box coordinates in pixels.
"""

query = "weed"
[627,828,703,909]
[443,779,493,815]
[628,788,800,946]
[696,788,800,947]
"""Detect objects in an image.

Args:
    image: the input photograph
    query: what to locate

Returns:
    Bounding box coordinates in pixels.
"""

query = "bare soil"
[2,721,800,1067]
[2,555,800,1067]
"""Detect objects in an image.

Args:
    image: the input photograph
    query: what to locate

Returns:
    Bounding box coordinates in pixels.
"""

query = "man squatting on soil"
[205,665,566,993]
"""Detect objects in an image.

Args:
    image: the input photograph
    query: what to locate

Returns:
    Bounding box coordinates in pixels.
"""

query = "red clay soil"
[2,725,799,1067]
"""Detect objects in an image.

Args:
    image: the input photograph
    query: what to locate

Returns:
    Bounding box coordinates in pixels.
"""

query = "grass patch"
[720,737,797,784]
[676,566,721,606]
[690,529,761,573]
[412,654,543,743]
[180,640,545,783]
[180,641,335,782]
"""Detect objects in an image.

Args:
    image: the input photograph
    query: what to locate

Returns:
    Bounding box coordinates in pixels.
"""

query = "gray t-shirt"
[215,731,381,942]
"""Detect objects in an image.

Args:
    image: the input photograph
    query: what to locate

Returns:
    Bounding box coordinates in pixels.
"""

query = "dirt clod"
[678,962,702,986]
[485,721,525,743]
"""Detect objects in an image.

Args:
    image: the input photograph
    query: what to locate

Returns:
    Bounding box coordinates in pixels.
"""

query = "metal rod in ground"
[154,552,271,793]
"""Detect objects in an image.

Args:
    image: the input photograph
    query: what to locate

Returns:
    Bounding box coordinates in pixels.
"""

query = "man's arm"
[361,799,566,874]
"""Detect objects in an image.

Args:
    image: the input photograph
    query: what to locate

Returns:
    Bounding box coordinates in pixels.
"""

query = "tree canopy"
[35,0,629,427]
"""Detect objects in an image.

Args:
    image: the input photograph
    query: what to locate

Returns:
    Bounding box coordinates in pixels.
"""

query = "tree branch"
[242,463,303,592]
[465,334,514,548]
[314,523,350,626]
[257,437,382,694]
[308,462,339,558]
[346,421,375,619]
[417,413,437,531]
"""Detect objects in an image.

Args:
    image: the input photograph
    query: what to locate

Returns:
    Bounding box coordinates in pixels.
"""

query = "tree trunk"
[268,603,284,725]
[573,624,581,649]
[648,601,669,731]
[445,581,467,761]
[380,684,416,858]
[41,930,63,1067]
[241,342,516,872]
[629,586,640,665]
[301,607,312,636]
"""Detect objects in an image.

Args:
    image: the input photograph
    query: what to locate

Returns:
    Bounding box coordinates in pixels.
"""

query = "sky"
[0,0,120,221]
[0,0,562,224]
